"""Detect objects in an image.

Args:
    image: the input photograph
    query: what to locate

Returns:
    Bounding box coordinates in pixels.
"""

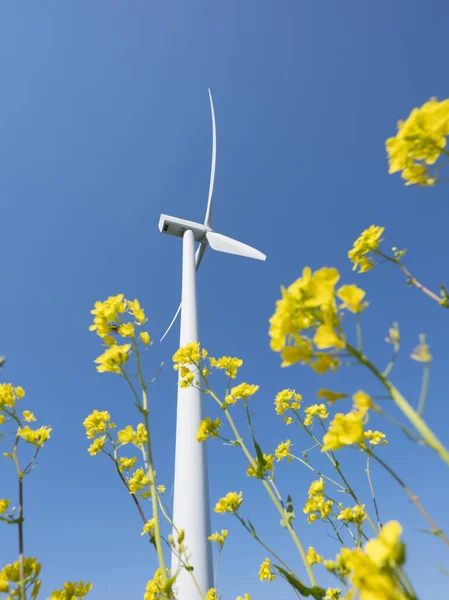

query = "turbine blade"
[159,244,208,342]
[206,231,266,261]
[203,89,216,229]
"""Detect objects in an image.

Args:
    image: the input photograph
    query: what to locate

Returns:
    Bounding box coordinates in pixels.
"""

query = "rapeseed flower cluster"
[304,403,328,426]
[0,558,41,598]
[325,521,406,600]
[303,478,333,524]
[214,491,243,514]
[208,529,228,548]
[322,411,365,452]
[274,389,302,424]
[270,266,368,370]
[348,226,384,273]
[196,417,221,442]
[274,439,292,461]
[225,383,259,406]
[90,294,151,374]
[258,558,275,582]
[0,383,25,411]
[307,546,323,566]
[48,581,92,599]
[386,97,449,186]
[337,504,367,525]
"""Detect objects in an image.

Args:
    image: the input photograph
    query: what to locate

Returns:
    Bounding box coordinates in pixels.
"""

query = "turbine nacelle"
[159,214,210,242]
[159,214,266,261]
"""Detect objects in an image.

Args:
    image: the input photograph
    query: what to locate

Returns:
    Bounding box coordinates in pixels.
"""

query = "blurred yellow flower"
[140,331,151,345]
[364,430,387,446]
[307,546,323,566]
[22,410,36,423]
[119,323,135,337]
[410,334,432,362]
[317,389,347,404]
[214,491,243,514]
[386,97,449,186]
[196,417,221,442]
[322,412,364,452]
[0,499,9,514]
[141,518,155,536]
[337,504,366,524]
[352,390,373,416]
[337,284,368,313]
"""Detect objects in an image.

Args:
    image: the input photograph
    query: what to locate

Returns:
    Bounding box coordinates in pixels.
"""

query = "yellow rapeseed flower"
[337,504,366,525]
[157,485,165,493]
[365,521,405,568]
[0,499,9,514]
[348,225,384,273]
[259,558,275,582]
[337,284,368,313]
[229,383,259,400]
[22,410,36,423]
[141,518,155,536]
[324,588,342,600]
[88,436,106,456]
[205,589,219,600]
[83,410,112,439]
[94,344,131,373]
[322,411,365,452]
[172,342,202,365]
[127,299,147,325]
[140,331,151,345]
[17,426,51,447]
[119,322,135,337]
[364,430,387,446]
[317,389,347,404]
[314,324,345,350]
[236,595,251,600]
[208,529,228,547]
[274,389,302,415]
[307,546,323,566]
[304,404,328,426]
[352,390,373,416]
[275,440,292,461]
[214,491,243,514]
[196,417,221,442]
[386,97,449,186]
[247,453,274,478]
[209,356,243,378]
[118,456,137,471]
[128,468,151,496]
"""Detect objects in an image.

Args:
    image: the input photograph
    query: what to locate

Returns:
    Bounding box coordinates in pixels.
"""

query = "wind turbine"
[159,90,266,599]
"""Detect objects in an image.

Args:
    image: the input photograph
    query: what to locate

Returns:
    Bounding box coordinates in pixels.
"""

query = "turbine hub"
[159,214,210,243]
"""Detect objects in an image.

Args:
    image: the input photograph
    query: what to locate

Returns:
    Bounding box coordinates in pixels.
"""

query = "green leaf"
[286,495,295,523]
[253,440,265,478]
[274,565,326,599]
[247,519,257,538]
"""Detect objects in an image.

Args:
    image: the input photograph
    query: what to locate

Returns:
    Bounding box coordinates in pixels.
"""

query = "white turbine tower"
[159,90,266,599]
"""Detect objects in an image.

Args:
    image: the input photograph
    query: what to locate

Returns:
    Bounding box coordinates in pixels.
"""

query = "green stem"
[132,338,168,589]
[418,364,430,417]
[366,454,382,530]
[207,388,316,587]
[12,438,26,600]
[347,342,449,467]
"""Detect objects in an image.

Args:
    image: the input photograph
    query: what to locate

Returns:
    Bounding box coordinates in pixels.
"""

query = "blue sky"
[1,1,449,598]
